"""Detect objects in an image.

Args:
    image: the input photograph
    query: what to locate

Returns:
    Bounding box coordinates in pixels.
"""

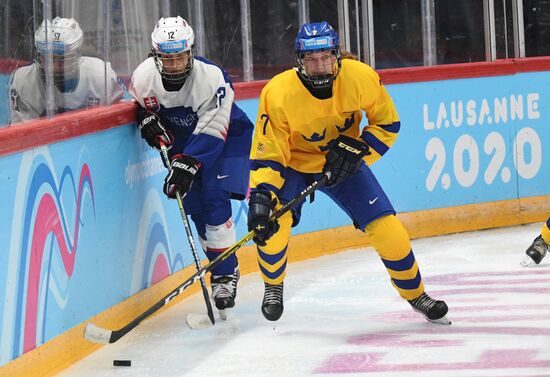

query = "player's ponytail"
[340,49,357,60]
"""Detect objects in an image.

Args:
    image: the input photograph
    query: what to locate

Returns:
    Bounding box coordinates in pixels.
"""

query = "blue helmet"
[295,21,341,88]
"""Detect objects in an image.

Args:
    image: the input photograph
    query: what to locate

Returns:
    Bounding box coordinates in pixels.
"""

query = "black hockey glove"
[138,112,174,150]
[247,191,280,247]
[322,134,370,187]
[163,154,201,199]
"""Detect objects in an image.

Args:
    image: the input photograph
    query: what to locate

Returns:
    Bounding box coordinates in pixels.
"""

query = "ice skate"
[520,235,549,267]
[262,282,284,321]
[211,267,240,315]
[408,292,451,325]
[186,267,239,329]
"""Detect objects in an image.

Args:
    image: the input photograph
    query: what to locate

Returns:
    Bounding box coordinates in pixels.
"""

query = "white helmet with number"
[34,17,83,85]
[151,16,195,85]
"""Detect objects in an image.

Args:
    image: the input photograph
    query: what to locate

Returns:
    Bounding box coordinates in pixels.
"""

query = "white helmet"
[34,17,83,87]
[35,17,83,56]
[151,16,195,85]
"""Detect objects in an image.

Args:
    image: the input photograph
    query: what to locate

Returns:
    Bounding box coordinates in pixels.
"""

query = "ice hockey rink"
[59,222,550,377]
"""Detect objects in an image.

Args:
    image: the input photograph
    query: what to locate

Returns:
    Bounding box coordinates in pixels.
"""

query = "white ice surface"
[59,223,550,377]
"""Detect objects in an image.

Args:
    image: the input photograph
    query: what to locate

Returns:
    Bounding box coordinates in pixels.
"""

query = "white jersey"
[8,56,125,124]
[130,57,241,168]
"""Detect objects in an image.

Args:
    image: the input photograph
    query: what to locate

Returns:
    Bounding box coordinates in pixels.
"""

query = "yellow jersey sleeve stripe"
[361,129,390,156]
[250,159,286,176]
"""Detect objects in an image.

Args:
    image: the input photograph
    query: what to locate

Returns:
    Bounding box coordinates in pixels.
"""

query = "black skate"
[408,293,451,325]
[521,235,549,267]
[185,269,239,329]
[262,282,284,321]
[211,268,240,314]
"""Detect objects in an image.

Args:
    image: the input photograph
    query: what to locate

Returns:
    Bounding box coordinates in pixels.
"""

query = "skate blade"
[186,313,214,330]
[219,309,227,321]
[427,315,451,325]
[520,255,537,267]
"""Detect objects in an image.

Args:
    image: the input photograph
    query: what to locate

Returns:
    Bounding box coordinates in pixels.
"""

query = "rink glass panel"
[434,0,485,64]
[249,1,299,81]
[523,0,550,57]
[2,0,550,126]
[373,0,423,69]
[494,0,516,59]
[309,1,340,39]
[200,0,244,82]
[0,1,131,126]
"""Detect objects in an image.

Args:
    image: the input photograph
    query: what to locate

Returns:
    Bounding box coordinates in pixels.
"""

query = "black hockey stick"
[84,171,329,344]
[159,142,215,326]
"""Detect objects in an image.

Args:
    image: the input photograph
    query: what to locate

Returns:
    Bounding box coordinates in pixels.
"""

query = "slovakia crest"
[144,96,160,111]
[86,97,100,107]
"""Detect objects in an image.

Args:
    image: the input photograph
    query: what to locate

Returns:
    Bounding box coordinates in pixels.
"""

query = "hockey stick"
[84,171,329,344]
[159,142,215,326]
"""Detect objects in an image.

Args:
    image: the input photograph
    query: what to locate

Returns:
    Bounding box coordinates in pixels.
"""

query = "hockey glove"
[323,134,370,187]
[163,154,201,199]
[247,191,280,247]
[138,112,174,150]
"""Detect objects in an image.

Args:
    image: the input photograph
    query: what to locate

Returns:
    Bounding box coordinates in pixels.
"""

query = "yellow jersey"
[250,58,400,193]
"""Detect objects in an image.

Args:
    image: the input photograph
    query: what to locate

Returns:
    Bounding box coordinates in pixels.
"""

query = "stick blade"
[186,313,214,330]
[84,323,112,344]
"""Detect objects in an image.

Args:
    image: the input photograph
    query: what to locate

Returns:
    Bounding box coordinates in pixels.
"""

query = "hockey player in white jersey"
[8,17,124,125]
[130,16,253,312]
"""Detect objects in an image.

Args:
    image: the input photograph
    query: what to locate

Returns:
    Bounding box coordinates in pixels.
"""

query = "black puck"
[113,359,131,367]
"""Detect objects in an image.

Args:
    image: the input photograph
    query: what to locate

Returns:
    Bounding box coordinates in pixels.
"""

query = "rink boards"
[0,63,549,376]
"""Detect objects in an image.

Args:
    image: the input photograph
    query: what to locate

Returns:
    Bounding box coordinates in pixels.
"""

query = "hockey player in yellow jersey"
[521,217,550,266]
[247,21,450,324]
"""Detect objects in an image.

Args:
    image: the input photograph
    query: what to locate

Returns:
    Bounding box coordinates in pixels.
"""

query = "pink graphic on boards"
[23,164,94,352]
[151,253,170,284]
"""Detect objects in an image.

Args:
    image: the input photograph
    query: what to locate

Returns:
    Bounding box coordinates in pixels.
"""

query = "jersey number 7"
[260,113,269,135]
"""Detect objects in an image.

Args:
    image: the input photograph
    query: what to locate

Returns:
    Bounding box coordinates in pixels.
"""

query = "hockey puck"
[113,359,131,367]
